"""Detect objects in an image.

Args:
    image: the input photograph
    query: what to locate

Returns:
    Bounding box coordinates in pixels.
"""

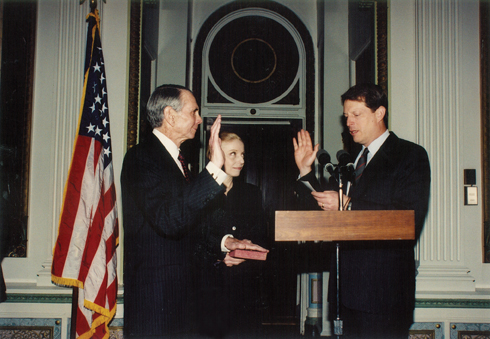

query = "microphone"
[336,150,355,182]
[316,149,331,166]
[336,150,353,167]
[317,149,335,175]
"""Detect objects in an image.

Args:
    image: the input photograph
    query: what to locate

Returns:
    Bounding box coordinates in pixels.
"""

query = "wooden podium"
[275,210,415,335]
[275,210,415,242]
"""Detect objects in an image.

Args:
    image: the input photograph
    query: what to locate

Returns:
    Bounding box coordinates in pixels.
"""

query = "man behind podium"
[293,83,431,339]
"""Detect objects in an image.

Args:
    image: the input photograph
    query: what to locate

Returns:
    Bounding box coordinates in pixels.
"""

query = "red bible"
[229,249,267,261]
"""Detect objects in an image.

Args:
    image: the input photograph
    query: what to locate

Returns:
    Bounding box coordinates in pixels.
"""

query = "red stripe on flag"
[105,273,118,308]
[93,140,102,175]
[102,185,116,218]
[76,305,91,336]
[93,270,108,308]
[105,229,117,259]
[76,142,116,285]
[78,183,106,282]
[52,136,92,279]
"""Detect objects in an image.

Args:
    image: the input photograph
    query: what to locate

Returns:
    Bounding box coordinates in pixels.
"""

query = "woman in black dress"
[196,132,268,338]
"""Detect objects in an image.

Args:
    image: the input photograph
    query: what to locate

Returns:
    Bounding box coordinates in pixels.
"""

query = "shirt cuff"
[206,162,228,185]
[221,234,234,252]
[298,170,314,181]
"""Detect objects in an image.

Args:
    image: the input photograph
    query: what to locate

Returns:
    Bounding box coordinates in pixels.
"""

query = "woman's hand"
[222,253,245,267]
[224,237,269,253]
[222,238,269,267]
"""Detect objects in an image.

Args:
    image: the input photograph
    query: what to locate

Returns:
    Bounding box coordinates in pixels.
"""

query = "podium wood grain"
[275,210,415,241]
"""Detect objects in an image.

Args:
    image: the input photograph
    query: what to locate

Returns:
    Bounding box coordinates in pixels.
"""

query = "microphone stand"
[333,167,345,337]
[323,162,351,337]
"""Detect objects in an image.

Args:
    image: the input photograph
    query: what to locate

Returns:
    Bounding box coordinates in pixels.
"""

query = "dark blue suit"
[298,132,430,337]
[343,133,430,314]
[121,133,225,338]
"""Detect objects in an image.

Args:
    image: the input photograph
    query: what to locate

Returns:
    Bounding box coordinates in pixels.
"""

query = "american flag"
[52,10,119,339]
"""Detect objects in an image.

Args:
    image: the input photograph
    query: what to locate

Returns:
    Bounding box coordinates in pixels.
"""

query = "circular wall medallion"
[208,14,300,104]
[231,38,277,84]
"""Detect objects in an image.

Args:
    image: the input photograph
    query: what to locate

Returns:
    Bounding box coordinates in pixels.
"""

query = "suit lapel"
[351,133,399,198]
[147,134,187,182]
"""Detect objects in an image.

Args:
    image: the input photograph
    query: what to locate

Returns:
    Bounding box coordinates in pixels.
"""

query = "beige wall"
[0,1,488,338]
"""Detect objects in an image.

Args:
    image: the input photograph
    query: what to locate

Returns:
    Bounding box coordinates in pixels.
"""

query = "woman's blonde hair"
[207,132,242,160]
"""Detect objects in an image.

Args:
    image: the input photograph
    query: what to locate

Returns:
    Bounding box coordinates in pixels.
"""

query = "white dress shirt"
[153,129,228,184]
[346,129,390,197]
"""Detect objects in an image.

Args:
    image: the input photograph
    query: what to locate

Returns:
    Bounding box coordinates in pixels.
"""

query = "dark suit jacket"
[195,181,268,337]
[121,133,225,337]
[196,180,268,260]
[297,132,430,316]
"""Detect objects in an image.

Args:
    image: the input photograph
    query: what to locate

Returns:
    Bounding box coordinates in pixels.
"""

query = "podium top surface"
[275,210,415,242]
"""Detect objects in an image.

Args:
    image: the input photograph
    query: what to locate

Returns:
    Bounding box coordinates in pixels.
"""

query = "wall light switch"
[464,186,478,205]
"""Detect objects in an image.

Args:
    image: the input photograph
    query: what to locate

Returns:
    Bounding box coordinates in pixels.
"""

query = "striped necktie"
[354,148,369,184]
[178,152,191,182]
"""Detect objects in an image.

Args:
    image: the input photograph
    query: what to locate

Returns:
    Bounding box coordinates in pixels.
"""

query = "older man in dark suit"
[293,83,430,339]
[121,84,267,338]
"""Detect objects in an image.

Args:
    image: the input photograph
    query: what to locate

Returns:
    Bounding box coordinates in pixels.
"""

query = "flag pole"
[71,287,78,339]
[90,0,97,13]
